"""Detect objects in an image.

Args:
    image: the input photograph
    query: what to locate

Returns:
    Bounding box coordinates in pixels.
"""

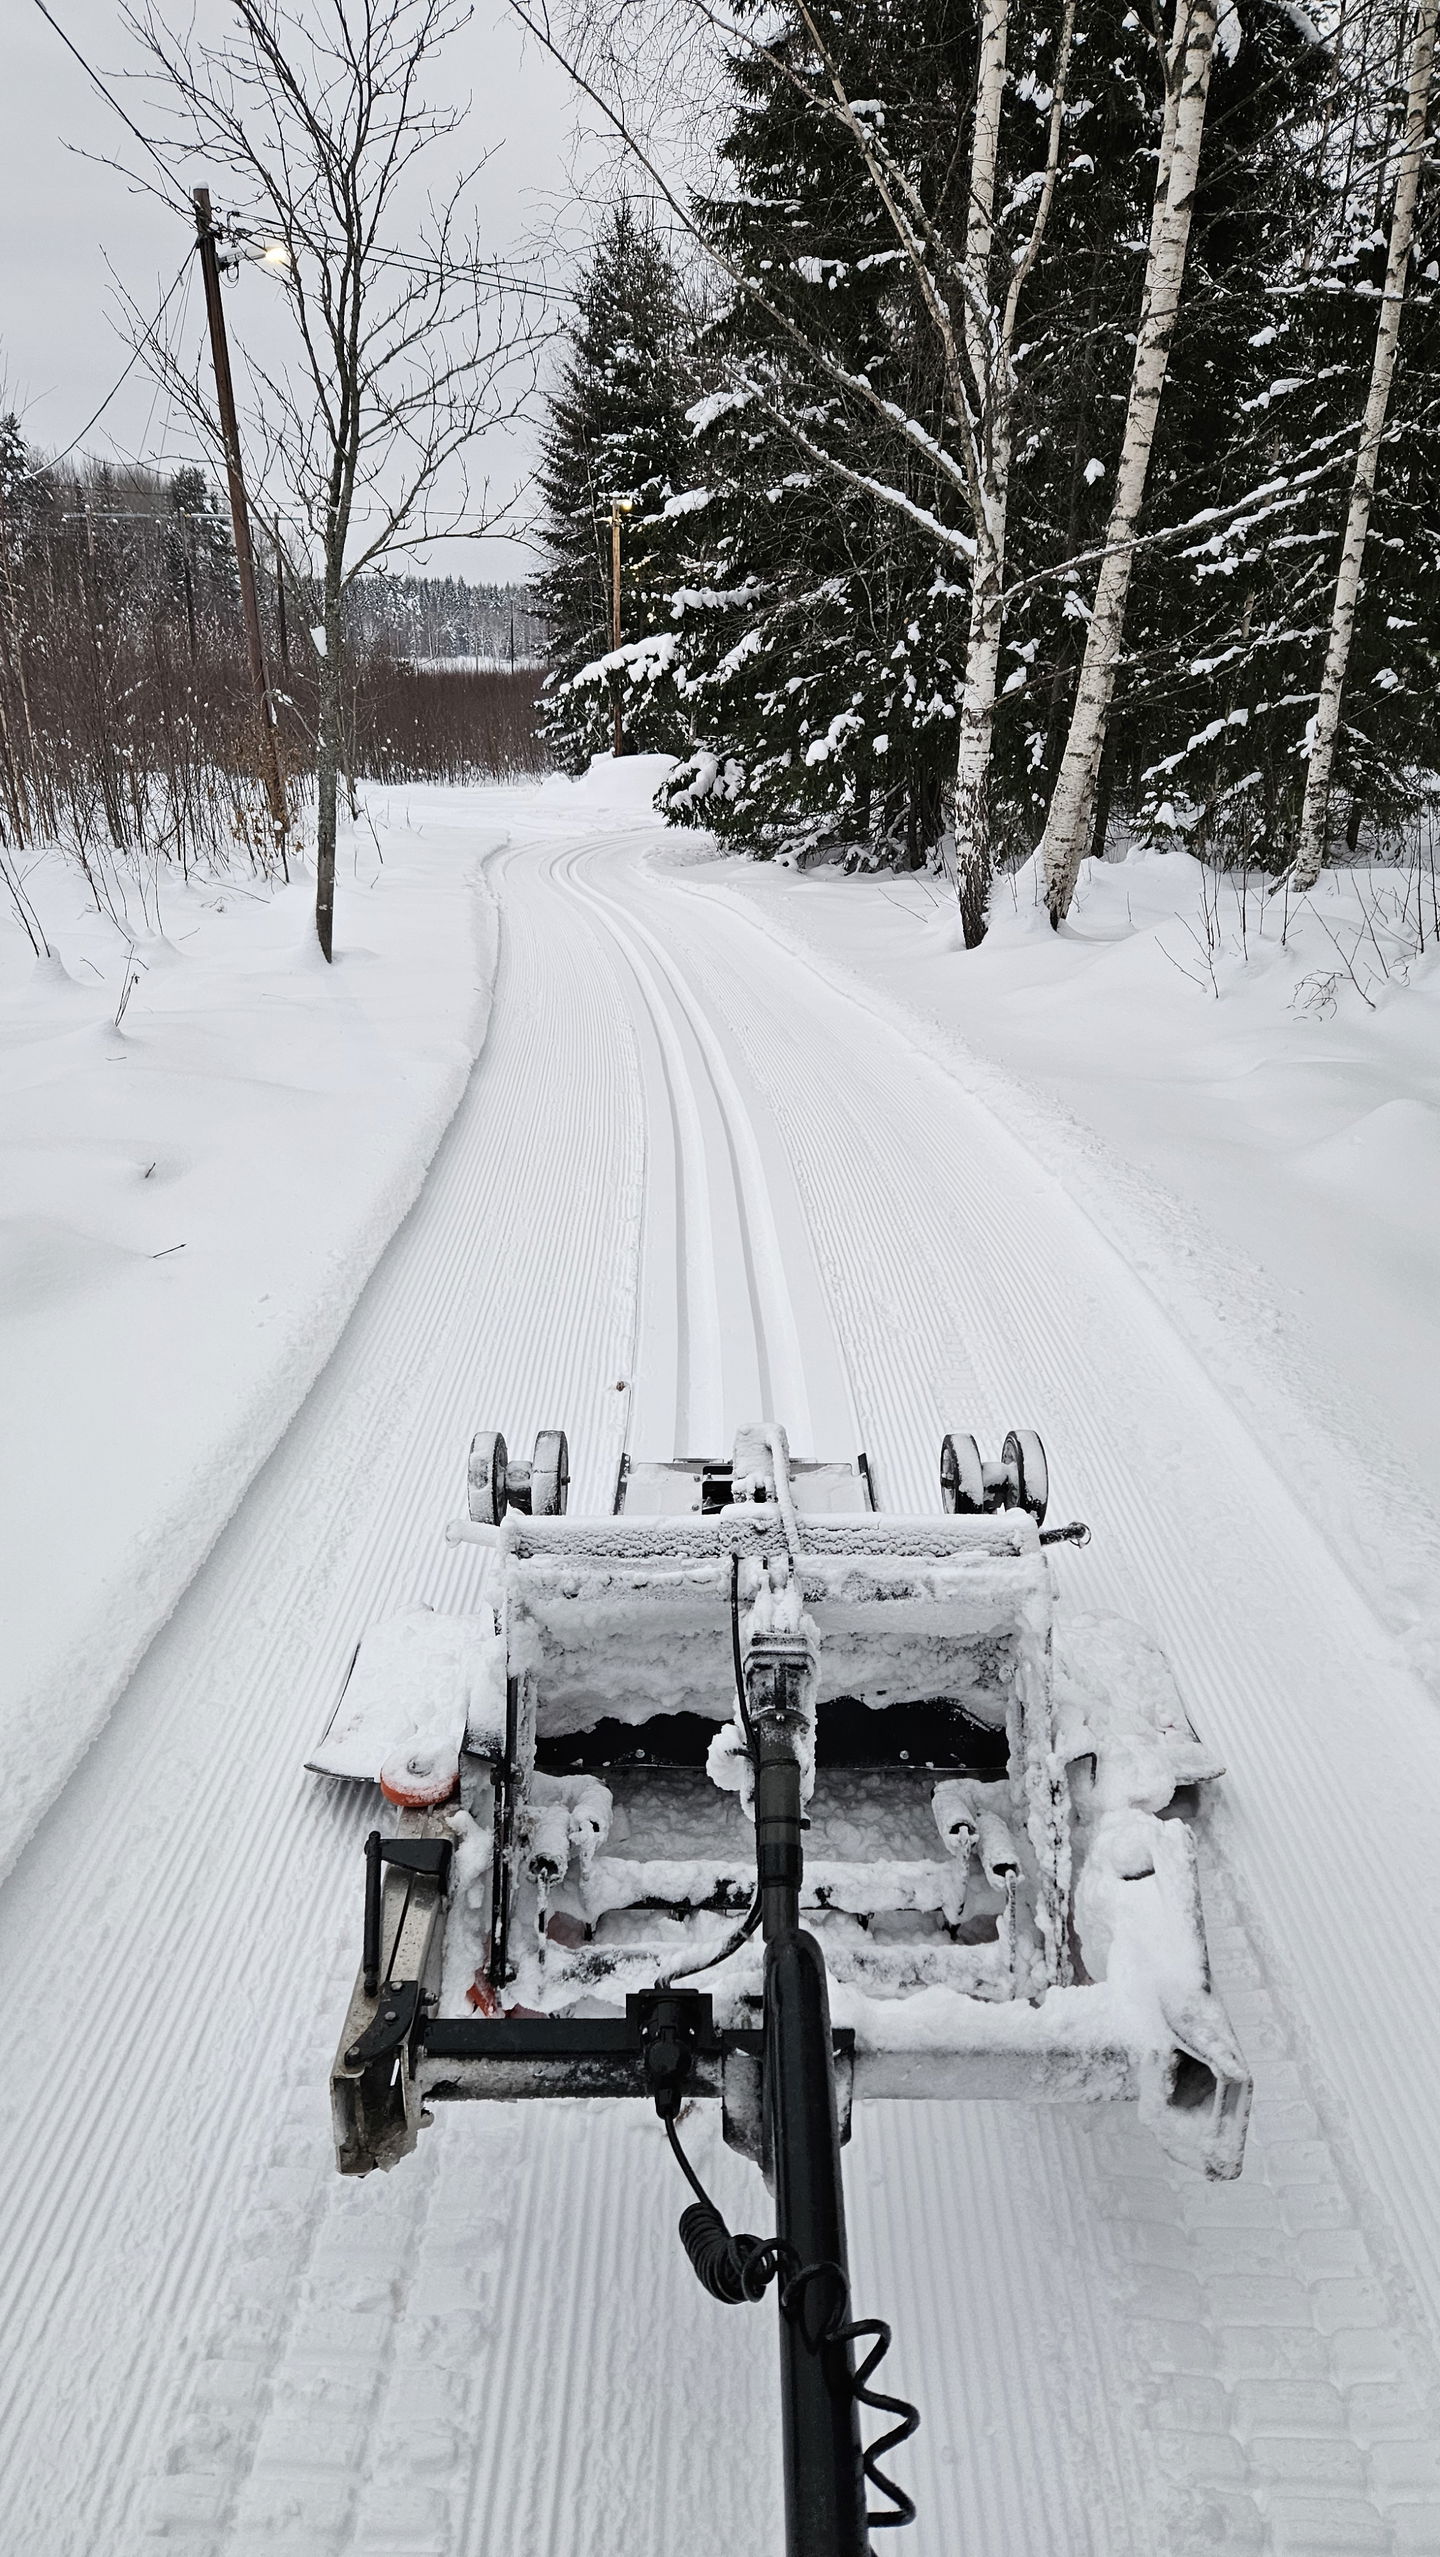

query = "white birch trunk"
[962,0,1009,394]
[1038,0,1219,924]
[950,0,1076,941]
[945,0,1010,938]
[1291,0,1437,891]
[953,479,1008,943]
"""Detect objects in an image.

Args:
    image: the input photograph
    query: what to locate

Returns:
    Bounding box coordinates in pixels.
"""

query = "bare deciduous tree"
[131,0,542,956]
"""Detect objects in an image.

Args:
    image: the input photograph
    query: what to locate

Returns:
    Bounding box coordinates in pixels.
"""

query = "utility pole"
[193,188,289,863]
[273,520,291,679]
[608,494,634,759]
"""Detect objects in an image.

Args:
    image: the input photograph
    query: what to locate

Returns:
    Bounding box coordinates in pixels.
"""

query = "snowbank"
[692,840,1440,1691]
[0,809,500,1879]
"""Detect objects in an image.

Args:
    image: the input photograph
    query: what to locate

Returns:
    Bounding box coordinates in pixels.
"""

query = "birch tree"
[1037,0,1224,924]
[513,0,1078,939]
[1291,0,1437,888]
[951,0,1076,935]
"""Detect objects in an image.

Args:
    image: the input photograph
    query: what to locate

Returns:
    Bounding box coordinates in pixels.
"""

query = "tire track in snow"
[606,841,1440,2551]
[562,836,839,1452]
[654,849,1440,2316]
[477,840,1161,2557]
[275,829,1155,2557]
[5,814,1436,2557]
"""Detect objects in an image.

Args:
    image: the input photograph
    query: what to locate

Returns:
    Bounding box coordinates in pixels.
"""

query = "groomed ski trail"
[1,809,1437,2557]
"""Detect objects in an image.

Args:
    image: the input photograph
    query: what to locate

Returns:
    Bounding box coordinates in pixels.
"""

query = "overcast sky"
[4,1,599,580]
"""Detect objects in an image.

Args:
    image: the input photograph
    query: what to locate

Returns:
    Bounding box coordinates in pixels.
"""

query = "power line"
[218,214,572,304]
[28,0,189,208]
[40,255,193,471]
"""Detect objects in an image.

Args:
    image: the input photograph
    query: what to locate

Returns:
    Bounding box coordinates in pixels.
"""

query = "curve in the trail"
[1,814,1436,2557]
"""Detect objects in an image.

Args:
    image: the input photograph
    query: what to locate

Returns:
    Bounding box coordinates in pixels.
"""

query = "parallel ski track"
[647,847,1440,2331]
[3,817,1438,2555]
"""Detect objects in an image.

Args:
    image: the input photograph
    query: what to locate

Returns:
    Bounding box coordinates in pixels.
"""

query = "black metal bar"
[489,1677,519,1991]
[755,1716,805,1941]
[362,1829,383,1997]
[767,1925,868,2557]
[746,1644,869,2557]
[419,2013,852,2069]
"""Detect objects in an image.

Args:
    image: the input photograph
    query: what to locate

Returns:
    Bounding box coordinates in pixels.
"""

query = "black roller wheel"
[1002,1428,1049,1524]
[940,1431,986,1515]
[531,1428,571,1516]
[467,1429,508,1525]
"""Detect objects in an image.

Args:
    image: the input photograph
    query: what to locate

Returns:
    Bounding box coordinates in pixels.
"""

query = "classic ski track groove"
[0,821,1437,2556]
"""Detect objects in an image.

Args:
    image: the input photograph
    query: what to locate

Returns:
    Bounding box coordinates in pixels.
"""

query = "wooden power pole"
[193,188,289,861]
[608,494,633,759]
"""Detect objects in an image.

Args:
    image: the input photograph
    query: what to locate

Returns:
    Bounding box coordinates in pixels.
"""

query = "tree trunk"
[949,0,1075,942]
[1039,0,1220,925]
[953,507,1006,943]
[1291,0,1437,893]
[1088,731,1116,863]
[315,573,342,962]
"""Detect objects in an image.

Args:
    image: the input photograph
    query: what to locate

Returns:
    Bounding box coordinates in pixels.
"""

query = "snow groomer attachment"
[312,1420,1250,2553]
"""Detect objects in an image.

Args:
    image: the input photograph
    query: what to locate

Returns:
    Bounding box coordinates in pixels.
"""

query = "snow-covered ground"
[3,765,1439,2556]
[0,819,499,1877]
[723,835,1440,1696]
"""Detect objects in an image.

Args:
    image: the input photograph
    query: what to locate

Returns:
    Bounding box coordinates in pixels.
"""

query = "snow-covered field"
[0,822,499,1876]
[3,766,1439,2556]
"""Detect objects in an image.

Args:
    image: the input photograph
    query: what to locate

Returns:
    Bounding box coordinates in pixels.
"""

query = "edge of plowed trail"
[679,845,1440,1697]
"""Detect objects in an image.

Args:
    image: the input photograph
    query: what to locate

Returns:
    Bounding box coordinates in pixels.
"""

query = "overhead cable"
[28,0,189,208]
[40,256,193,472]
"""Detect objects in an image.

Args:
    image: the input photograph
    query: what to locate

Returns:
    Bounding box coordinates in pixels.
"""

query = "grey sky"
[4,0,596,580]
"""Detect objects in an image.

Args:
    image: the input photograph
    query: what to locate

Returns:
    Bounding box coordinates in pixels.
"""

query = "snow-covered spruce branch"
[721,371,978,566]
[670,0,1077,940]
[1006,447,1360,603]
[782,0,994,432]
[505,0,985,516]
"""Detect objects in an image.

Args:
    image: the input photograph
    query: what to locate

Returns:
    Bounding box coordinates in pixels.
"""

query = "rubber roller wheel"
[467,1429,508,1525]
[940,1430,986,1514]
[1002,1428,1049,1524]
[530,1428,571,1516]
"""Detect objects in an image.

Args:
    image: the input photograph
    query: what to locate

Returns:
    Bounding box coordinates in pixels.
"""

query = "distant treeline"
[0,429,545,888]
[344,575,546,668]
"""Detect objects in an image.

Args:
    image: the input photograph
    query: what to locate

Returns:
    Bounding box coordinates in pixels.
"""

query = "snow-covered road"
[6,795,1439,2556]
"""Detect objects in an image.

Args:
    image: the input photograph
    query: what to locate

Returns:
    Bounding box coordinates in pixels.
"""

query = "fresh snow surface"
[723,839,1440,1693]
[3,758,1440,2556]
[0,815,499,1878]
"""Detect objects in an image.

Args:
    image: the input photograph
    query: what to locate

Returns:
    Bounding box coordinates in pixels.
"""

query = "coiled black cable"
[665,2118,919,2529]
[781,2261,919,2531]
[678,2200,787,2303]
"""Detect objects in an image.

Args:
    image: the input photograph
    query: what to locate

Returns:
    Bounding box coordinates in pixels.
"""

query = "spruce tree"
[654,4,989,864]
[537,200,694,769]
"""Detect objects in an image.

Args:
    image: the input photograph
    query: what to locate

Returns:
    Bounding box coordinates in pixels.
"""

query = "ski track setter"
[310,1417,1251,2555]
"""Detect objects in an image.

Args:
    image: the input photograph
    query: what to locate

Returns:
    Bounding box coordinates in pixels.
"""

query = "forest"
[535,0,1439,942]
